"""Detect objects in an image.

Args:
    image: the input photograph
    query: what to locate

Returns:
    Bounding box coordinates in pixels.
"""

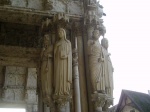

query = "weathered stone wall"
[0,66,38,112]
[0,0,83,15]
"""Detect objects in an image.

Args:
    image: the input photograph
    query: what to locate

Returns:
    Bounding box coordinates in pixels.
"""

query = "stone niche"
[0,66,38,112]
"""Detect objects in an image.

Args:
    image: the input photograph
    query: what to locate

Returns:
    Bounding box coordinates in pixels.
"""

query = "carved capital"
[53,95,71,108]
[53,13,70,29]
[92,93,107,112]
[103,97,113,111]
[72,22,82,37]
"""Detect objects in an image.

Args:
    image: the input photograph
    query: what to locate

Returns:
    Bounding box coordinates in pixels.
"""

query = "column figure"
[54,28,72,112]
[41,34,54,107]
[87,29,105,94]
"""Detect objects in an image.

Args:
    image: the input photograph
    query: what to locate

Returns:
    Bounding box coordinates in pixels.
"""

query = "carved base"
[92,93,107,112]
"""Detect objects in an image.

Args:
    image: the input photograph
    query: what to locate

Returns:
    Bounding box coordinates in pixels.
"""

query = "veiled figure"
[54,28,72,96]
[41,34,53,105]
[88,29,105,93]
[101,38,114,97]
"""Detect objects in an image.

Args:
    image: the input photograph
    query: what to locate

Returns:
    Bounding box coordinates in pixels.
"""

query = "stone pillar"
[91,93,107,112]
[72,37,81,112]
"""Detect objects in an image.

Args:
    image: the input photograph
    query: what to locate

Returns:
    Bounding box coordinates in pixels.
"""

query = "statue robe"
[41,45,53,105]
[88,40,105,93]
[102,47,114,97]
[54,40,72,96]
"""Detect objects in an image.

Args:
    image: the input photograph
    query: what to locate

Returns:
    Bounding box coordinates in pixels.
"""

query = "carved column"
[72,37,81,112]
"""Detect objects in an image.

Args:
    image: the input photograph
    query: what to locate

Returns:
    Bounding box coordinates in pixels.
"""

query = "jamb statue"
[101,38,114,98]
[40,34,54,106]
[54,28,72,96]
[88,29,105,94]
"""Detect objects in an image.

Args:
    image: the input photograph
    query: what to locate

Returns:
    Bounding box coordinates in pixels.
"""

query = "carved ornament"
[91,93,107,111]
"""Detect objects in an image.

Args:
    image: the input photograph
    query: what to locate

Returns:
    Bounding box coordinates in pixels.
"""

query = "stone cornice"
[0,6,83,25]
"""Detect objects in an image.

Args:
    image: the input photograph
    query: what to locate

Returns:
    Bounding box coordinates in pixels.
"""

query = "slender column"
[73,37,81,112]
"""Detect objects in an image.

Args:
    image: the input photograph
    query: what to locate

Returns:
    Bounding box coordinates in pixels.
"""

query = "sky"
[100,0,150,105]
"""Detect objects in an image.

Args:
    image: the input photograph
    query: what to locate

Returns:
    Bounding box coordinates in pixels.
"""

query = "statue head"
[101,38,108,50]
[58,28,66,40]
[93,29,100,40]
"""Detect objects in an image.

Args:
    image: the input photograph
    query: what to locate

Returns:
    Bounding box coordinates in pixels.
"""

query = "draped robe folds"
[102,47,114,97]
[41,45,53,105]
[88,40,105,93]
[54,40,72,96]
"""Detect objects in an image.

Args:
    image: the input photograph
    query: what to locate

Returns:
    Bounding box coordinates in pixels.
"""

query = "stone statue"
[101,38,114,98]
[40,34,53,106]
[88,29,105,93]
[54,28,72,96]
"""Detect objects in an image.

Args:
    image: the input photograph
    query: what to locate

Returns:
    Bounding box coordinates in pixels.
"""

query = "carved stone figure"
[41,34,53,106]
[101,38,114,98]
[54,28,72,96]
[88,29,105,93]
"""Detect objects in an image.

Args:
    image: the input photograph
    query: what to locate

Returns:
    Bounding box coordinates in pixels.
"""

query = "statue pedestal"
[91,93,107,112]
[53,95,71,112]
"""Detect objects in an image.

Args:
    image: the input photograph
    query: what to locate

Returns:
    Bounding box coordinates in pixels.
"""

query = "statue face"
[102,39,109,49]
[58,29,64,39]
[93,30,100,40]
